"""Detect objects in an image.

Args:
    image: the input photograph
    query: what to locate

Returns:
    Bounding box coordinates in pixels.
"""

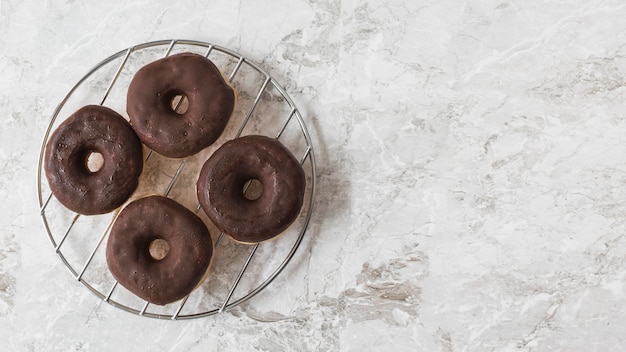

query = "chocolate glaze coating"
[197,135,306,243]
[106,196,213,306]
[127,52,235,158]
[44,105,143,215]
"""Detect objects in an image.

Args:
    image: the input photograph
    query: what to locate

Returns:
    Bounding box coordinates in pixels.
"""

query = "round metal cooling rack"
[36,39,316,319]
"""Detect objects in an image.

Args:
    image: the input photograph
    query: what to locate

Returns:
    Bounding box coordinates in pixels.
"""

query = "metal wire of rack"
[36,39,316,320]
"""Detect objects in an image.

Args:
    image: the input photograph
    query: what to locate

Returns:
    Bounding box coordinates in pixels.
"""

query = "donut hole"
[85,151,104,173]
[243,179,263,201]
[149,239,170,261]
[169,94,189,115]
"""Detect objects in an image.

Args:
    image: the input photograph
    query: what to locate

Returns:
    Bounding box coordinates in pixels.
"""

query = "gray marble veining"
[1,0,626,351]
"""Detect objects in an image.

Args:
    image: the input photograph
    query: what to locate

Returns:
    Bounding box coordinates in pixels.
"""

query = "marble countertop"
[2,0,626,351]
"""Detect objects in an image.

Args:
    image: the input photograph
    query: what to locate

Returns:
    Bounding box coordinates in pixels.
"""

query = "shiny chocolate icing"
[106,195,213,305]
[44,105,143,215]
[127,52,235,158]
[197,135,306,243]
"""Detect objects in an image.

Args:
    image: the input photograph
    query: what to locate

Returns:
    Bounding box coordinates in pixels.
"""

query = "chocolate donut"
[127,52,236,158]
[197,135,306,243]
[106,195,213,305]
[44,105,143,215]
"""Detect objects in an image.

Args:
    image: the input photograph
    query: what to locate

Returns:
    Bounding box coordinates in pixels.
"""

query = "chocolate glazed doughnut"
[127,52,236,158]
[44,105,143,215]
[197,135,306,243]
[106,196,213,305]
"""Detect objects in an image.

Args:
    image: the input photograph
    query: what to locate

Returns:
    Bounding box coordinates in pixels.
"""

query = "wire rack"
[36,39,316,320]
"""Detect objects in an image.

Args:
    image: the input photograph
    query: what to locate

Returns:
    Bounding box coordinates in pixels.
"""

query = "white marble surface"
[2,0,626,350]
